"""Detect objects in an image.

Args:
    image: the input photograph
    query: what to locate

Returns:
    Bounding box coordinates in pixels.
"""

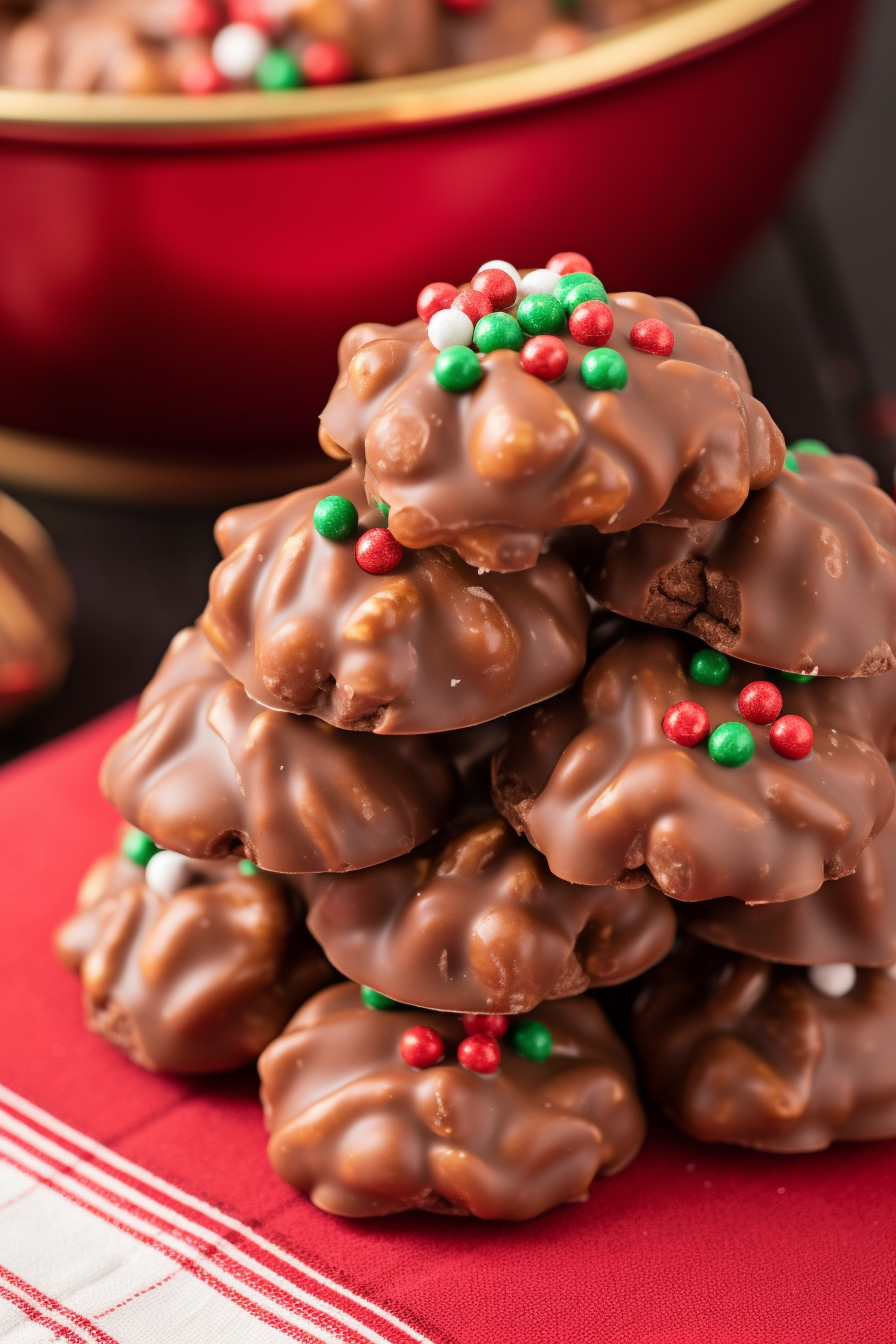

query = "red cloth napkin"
[1,706,894,1344]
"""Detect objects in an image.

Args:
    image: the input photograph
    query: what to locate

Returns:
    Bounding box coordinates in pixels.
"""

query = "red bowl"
[0,0,864,499]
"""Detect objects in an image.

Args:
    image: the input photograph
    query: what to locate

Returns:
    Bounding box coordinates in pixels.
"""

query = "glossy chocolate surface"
[304,810,676,1013]
[632,939,896,1151]
[590,452,896,678]
[493,627,895,902]
[320,292,784,571]
[100,626,457,872]
[260,982,645,1219]
[202,468,589,733]
[56,849,334,1073]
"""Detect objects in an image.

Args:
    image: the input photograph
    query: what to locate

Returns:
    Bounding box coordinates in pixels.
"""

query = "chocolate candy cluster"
[59,252,896,1221]
[0,0,684,96]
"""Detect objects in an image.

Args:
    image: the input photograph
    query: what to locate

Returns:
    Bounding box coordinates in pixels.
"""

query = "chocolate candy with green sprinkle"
[689,648,731,685]
[784,449,800,473]
[434,345,483,392]
[121,829,160,867]
[517,294,566,337]
[581,348,627,390]
[238,859,260,876]
[376,501,390,520]
[474,312,525,353]
[360,985,399,1010]
[790,438,832,456]
[553,271,608,307]
[780,670,815,684]
[708,721,755,767]
[560,280,607,316]
[256,49,301,91]
[511,1020,553,1061]
[313,494,358,541]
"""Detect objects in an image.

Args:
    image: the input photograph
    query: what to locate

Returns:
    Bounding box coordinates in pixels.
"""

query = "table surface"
[1,0,894,767]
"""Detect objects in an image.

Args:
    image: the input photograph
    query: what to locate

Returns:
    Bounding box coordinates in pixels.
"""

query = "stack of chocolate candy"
[58,252,896,1220]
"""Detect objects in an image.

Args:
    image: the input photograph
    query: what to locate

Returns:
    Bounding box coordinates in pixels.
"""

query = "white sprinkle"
[808,962,856,997]
[428,308,474,351]
[450,678,461,687]
[145,850,195,897]
[211,22,268,79]
[517,268,558,297]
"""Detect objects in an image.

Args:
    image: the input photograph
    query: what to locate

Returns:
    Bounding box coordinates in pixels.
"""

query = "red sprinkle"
[770,714,814,760]
[452,289,492,324]
[471,268,517,311]
[569,299,614,347]
[520,335,568,381]
[179,54,228,94]
[355,528,403,574]
[417,282,458,323]
[0,660,42,696]
[226,0,274,28]
[457,1033,501,1075]
[547,251,594,276]
[440,0,488,9]
[738,681,783,725]
[461,1013,509,1039]
[662,700,710,747]
[630,318,675,357]
[400,1026,445,1069]
[174,0,219,36]
[301,39,352,85]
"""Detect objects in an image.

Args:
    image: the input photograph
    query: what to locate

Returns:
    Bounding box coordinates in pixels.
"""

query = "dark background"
[2,0,894,766]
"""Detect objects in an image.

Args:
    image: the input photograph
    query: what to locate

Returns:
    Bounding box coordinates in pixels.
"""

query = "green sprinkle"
[581,348,627,390]
[560,280,607,316]
[784,449,800,473]
[313,494,359,541]
[376,501,390,520]
[474,311,525,353]
[517,294,566,336]
[360,985,399,1010]
[434,345,483,393]
[553,271,607,306]
[790,438,832,456]
[689,648,731,686]
[238,859,260,876]
[511,1020,553,1061]
[708,721,755,767]
[780,670,815,683]
[121,829,160,868]
[256,49,302,91]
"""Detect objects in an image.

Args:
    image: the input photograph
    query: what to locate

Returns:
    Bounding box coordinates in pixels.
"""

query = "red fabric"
[1,706,895,1344]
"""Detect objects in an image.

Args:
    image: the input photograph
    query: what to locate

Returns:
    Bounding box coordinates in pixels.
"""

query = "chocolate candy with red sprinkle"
[630,318,675,356]
[738,681,783,725]
[400,1025,445,1068]
[471,268,517,311]
[547,251,594,276]
[521,335,568,381]
[770,714,814,760]
[458,1032,501,1074]
[301,39,352,85]
[417,282,458,323]
[569,300,614,346]
[462,1013,509,1039]
[663,700,710,747]
[452,290,492,324]
[355,528,403,575]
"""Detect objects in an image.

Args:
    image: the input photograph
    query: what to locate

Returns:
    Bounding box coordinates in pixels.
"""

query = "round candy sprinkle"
[547,251,594,276]
[478,259,521,289]
[400,1025,445,1069]
[227,0,274,29]
[461,1013,509,1039]
[313,494,358,541]
[521,335,568,381]
[256,48,300,90]
[121,829,160,867]
[581,348,627,391]
[457,1033,501,1075]
[428,308,474,352]
[179,55,228,93]
[301,39,352,85]
[560,280,607,317]
[517,294,566,336]
[474,312,524,353]
[174,0,219,36]
[376,500,390,520]
[145,850,195,897]
[451,289,492,324]
[553,271,607,306]
[629,318,674,356]
[769,714,814,760]
[355,528,403,574]
[517,268,560,297]
[471,268,517,311]
[417,281,458,323]
[569,299,614,347]
[737,681,783,725]
[784,449,800,473]
[433,345,483,392]
[790,438,832,456]
[780,670,815,683]
[689,648,731,685]
[360,985,398,1010]
[511,1020,553,1061]
[238,859,259,875]
[708,721,754,767]
[807,963,856,998]
[211,23,268,80]
[662,700,710,747]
